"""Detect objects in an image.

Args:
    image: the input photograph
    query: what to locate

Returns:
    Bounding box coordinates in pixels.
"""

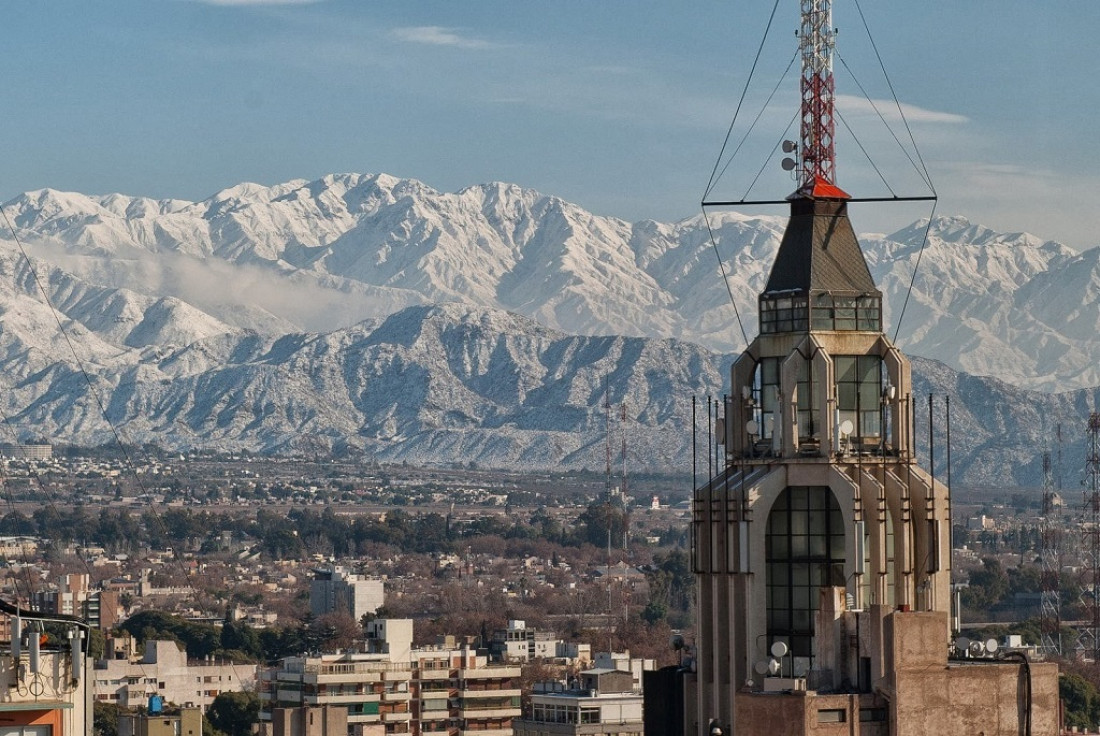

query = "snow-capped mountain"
[0,172,1096,484]
[5,173,1095,390]
[0,294,1090,487]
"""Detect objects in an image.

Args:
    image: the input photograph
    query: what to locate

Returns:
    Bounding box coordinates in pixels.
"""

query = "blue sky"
[1,1,1096,248]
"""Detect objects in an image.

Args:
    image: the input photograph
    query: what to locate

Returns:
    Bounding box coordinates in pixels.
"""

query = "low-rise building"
[513,669,643,736]
[119,706,203,736]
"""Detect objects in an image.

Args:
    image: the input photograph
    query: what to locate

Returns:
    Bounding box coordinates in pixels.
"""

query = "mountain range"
[0,172,1097,486]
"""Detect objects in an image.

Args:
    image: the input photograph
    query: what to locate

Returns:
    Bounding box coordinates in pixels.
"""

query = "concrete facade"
[514,668,644,736]
[264,706,348,736]
[261,618,521,736]
[93,639,258,712]
[119,709,203,736]
[311,567,385,622]
[0,610,93,736]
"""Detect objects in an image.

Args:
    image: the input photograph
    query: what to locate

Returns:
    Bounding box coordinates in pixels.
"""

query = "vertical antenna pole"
[692,396,698,491]
[797,0,844,197]
[1040,451,1062,656]
[707,395,713,481]
[1086,413,1100,665]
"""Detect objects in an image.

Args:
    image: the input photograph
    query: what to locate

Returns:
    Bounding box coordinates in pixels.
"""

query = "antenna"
[1080,412,1100,663]
[1040,450,1062,657]
[605,374,612,500]
[795,0,848,199]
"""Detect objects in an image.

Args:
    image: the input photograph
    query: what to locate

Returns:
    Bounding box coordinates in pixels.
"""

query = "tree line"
[0,499,634,558]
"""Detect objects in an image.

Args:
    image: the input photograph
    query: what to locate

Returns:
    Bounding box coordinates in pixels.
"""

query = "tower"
[688,2,1059,734]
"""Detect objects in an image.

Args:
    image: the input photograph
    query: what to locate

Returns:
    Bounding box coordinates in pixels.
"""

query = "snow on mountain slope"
[5,174,1095,390]
[0,296,1088,486]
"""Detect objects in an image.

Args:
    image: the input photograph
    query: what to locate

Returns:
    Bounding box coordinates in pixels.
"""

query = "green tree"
[94,702,126,736]
[577,499,630,548]
[1061,673,1100,730]
[207,691,260,736]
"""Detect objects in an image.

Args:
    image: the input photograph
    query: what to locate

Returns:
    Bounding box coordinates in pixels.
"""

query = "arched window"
[766,486,845,672]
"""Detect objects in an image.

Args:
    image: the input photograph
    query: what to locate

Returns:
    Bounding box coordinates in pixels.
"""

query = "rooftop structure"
[514,668,643,736]
[0,603,92,736]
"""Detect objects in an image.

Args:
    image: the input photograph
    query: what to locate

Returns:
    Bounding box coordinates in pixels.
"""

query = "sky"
[1,1,1096,249]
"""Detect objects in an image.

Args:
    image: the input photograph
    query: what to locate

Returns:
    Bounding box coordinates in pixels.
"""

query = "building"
[264,706,348,736]
[32,574,122,631]
[119,707,203,736]
[687,2,1060,734]
[93,638,258,712]
[310,567,385,621]
[260,618,521,736]
[0,442,52,460]
[0,603,92,736]
[489,620,562,663]
[513,669,643,736]
[590,652,654,693]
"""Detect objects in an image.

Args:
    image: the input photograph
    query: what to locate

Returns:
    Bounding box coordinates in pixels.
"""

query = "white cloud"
[836,94,968,124]
[391,26,499,50]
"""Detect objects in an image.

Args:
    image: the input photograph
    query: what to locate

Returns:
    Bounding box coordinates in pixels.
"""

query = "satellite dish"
[781,158,797,171]
[768,658,781,675]
[754,660,769,675]
[782,140,798,153]
[955,636,971,653]
[670,634,685,651]
[746,420,759,435]
[839,420,854,436]
[969,641,985,656]
[985,638,999,654]
[770,641,789,658]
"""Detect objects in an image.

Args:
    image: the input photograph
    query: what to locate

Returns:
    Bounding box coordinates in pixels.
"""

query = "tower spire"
[795,0,848,200]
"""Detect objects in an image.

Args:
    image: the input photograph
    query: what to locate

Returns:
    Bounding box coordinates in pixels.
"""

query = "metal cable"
[702,211,749,348]
[703,0,784,200]
[851,0,936,195]
[891,199,939,343]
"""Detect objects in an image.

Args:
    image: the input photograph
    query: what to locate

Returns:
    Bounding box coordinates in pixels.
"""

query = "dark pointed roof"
[763,198,879,296]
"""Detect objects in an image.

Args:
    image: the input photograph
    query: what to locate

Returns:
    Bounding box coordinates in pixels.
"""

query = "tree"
[207,691,260,736]
[577,499,630,548]
[1061,673,1100,730]
[94,702,126,736]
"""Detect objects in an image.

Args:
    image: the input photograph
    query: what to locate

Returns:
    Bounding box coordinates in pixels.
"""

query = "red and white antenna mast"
[796,0,849,200]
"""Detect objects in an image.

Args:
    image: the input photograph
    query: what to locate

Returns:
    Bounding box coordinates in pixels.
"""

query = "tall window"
[766,486,845,671]
[755,357,816,443]
[834,355,883,442]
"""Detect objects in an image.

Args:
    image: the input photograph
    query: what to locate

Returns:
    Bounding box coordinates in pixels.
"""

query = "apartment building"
[310,567,385,621]
[260,619,521,736]
[93,638,258,711]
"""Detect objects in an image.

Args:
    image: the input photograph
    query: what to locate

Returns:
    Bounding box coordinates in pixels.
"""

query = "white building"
[514,669,643,736]
[261,618,521,736]
[93,639,258,711]
[310,567,384,621]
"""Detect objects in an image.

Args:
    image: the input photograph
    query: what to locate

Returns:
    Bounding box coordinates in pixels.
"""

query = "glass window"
[766,487,845,661]
[835,355,883,444]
